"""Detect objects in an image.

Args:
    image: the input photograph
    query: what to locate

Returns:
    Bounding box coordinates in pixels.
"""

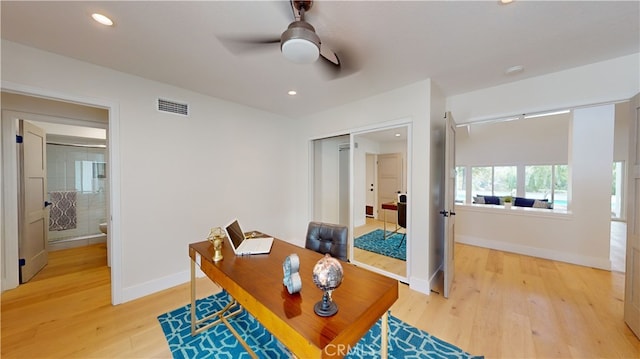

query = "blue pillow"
[484,196,501,205]
[514,197,536,207]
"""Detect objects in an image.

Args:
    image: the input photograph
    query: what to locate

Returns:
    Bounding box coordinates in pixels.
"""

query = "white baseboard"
[120,266,206,303]
[48,235,107,251]
[456,235,611,270]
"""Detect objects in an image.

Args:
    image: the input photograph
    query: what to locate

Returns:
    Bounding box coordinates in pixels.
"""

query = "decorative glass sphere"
[312,254,343,317]
[312,254,344,291]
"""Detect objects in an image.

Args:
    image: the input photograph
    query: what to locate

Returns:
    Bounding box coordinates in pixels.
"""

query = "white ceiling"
[2,1,638,118]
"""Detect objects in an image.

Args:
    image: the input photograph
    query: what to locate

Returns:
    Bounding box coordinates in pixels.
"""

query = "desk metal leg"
[190,259,196,335]
[382,208,400,240]
[381,311,389,357]
[383,208,387,239]
[190,259,257,358]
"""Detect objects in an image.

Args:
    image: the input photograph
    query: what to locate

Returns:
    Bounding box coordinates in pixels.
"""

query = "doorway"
[14,117,107,284]
[1,90,120,303]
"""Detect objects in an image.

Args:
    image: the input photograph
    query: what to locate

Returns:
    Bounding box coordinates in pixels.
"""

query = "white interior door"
[443,112,457,298]
[19,120,48,283]
[625,93,640,339]
[365,154,376,217]
[377,153,402,223]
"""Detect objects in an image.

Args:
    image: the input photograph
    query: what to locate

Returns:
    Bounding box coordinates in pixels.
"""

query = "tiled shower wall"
[47,143,107,242]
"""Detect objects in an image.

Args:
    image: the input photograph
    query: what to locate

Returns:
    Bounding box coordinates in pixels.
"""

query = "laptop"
[224,219,274,255]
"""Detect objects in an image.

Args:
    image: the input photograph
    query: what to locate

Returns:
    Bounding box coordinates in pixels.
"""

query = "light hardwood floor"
[355,219,627,278]
[611,220,626,273]
[2,242,639,358]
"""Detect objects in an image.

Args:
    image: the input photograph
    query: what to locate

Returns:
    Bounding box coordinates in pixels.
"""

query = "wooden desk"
[189,235,398,358]
[381,202,399,239]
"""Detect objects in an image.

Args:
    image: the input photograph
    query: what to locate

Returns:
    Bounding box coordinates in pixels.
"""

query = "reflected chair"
[397,199,407,248]
[305,221,348,262]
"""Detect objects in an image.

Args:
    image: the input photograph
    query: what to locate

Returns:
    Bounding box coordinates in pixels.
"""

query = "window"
[471,166,516,197]
[493,166,517,196]
[611,161,623,219]
[460,164,568,208]
[524,164,567,209]
[525,165,552,199]
[471,167,492,196]
[554,165,568,209]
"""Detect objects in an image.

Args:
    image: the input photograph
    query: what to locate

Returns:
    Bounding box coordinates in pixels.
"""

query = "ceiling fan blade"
[319,44,339,66]
[318,45,360,80]
[216,35,281,55]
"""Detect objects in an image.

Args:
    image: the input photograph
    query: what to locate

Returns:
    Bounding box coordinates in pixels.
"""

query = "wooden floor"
[2,242,639,358]
[355,219,627,277]
[611,220,627,273]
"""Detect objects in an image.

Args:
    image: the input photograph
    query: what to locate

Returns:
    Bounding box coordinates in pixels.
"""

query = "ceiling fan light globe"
[281,21,320,64]
[282,38,320,64]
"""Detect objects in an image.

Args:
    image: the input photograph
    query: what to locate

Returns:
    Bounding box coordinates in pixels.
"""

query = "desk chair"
[305,222,348,262]
[397,200,407,248]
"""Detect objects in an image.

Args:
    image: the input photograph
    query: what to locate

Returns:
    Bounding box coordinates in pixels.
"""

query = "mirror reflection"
[352,126,408,279]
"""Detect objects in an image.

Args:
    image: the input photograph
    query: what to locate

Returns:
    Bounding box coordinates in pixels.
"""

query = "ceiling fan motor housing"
[280,20,321,64]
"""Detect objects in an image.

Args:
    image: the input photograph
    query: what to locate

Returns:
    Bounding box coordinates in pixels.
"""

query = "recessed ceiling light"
[499,0,514,4]
[395,133,401,137]
[92,13,113,26]
[504,65,524,75]
[288,90,297,96]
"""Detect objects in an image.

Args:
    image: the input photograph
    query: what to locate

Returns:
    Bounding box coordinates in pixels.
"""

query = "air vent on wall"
[157,98,189,116]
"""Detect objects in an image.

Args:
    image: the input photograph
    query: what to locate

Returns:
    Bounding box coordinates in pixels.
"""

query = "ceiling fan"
[219,0,349,78]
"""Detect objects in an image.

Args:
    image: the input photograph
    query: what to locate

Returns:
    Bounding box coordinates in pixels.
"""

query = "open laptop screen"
[225,220,245,250]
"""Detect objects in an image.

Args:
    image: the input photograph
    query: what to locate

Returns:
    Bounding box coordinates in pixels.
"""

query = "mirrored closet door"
[351,125,409,281]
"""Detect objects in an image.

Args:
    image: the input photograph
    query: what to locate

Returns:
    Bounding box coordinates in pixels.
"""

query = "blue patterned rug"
[158,291,483,359]
[354,229,406,261]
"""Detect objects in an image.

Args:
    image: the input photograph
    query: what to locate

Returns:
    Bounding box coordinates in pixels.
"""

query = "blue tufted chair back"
[305,221,348,262]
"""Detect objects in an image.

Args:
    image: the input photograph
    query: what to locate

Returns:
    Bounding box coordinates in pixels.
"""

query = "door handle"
[44,201,53,208]
[439,210,449,217]
[450,211,456,216]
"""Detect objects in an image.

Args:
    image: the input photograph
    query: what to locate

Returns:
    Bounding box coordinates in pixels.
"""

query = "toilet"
[99,222,108,234]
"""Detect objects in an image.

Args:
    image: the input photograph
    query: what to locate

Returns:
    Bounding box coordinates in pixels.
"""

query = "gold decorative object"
[207,227,225,262]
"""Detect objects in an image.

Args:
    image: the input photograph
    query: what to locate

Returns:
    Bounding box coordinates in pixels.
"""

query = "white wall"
[1,40,296,302]
[294,80,435,293]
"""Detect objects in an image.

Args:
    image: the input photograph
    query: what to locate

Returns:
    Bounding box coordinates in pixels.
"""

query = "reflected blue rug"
[354,229,406,261]
[158,291,483,359]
